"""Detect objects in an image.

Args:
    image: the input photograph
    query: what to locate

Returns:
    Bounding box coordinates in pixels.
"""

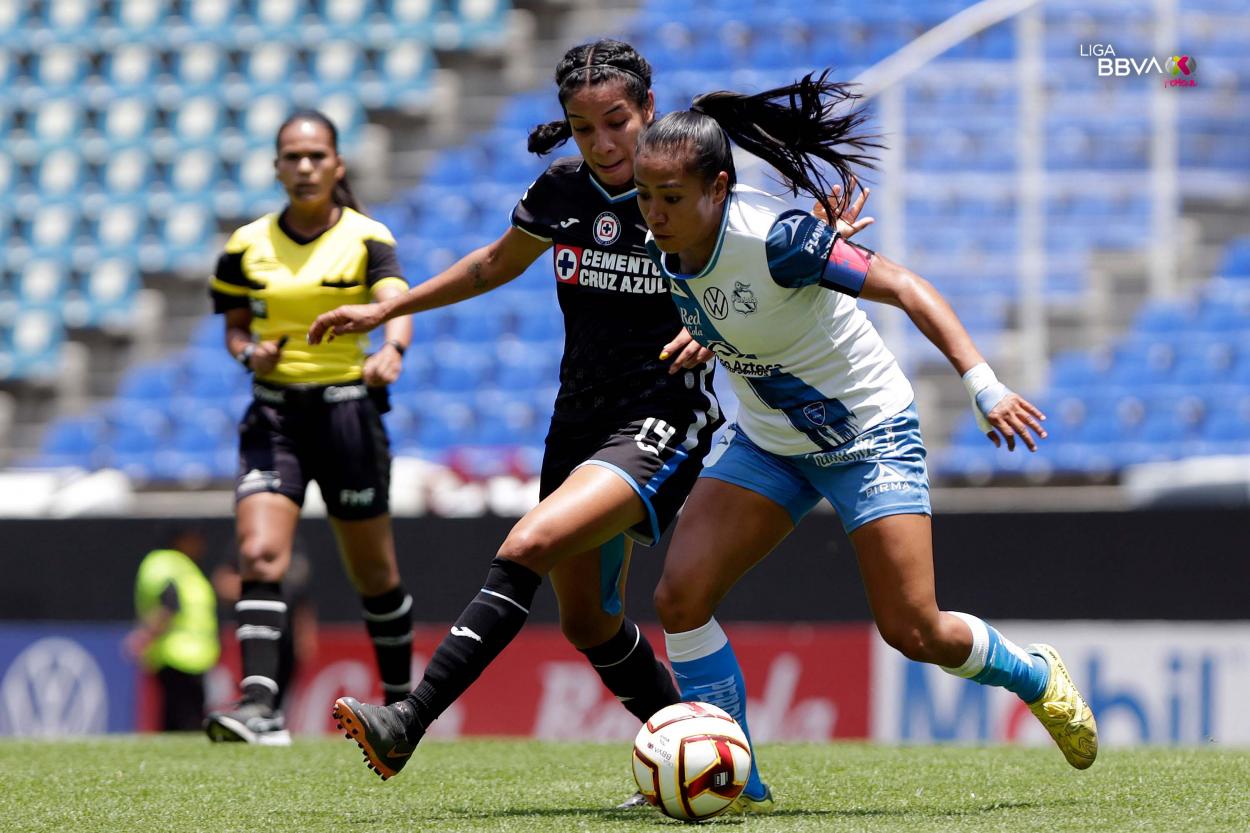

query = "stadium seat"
[103,148,155,196]
[429,341,494,391]
[171,43,231,96]
[77,259,140,328]
[104,43,161,95]
[101,96,156,150]
[37,415,107,468]
[30,97,83,150]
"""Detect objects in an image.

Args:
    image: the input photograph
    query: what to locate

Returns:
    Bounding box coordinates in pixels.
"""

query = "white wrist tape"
[961,362,1009,432]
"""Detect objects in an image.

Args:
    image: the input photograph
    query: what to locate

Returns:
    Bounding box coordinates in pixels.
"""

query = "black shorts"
[236,382,391,521]
[540,400,723,546]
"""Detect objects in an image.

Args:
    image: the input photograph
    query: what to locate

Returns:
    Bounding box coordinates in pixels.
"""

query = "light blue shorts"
[701,404,932,534]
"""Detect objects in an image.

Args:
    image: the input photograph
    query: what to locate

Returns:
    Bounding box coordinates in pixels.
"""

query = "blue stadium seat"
[495,339,560,390]
[383,0,439,39]
[101,96,156,150]
[24,203,80,256]
[32,44,89,93]
[377,41,434,105]
[429,342,494,391]
[17,260,69,315]
[412,394,478,449]
[312,40,368,93]
[171,42,231,96]
[93,200,149,257]
[37,416,107,468]
[116,361,182,403]
[168,149,223,197]
[104,43,161,95]
[243,43,305,94]
[1219,238,1250,278]
[102,148,155,196]
[77,259,140,328]
[30,97,83,150]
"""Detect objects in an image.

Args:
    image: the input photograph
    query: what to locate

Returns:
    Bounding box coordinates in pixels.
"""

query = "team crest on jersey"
[803,402,827,426]
[553,244,583,283]
[702,286,729,320]
[732,282,757,315]
[593,211,621,245]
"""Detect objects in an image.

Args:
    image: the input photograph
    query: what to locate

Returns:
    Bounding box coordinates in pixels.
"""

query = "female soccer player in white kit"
[633,72,1098,810]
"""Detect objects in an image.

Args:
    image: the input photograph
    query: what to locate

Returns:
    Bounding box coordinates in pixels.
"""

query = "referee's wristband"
[383,339,407,358]
[236,343,256,370]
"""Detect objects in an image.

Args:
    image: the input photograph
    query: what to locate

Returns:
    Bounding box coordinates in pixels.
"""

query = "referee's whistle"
[276,335,289,349]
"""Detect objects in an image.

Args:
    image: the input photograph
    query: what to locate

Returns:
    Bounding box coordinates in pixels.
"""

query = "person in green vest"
[130,528,221,731]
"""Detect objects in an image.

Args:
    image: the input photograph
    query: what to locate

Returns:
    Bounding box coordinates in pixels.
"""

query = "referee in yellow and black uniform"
[204,110,415,745]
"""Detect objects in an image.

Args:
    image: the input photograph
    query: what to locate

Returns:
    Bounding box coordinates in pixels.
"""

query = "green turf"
[2,737,1246,832]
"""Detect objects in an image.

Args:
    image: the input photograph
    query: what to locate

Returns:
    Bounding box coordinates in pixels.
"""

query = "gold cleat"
[1026,643,1098,769]
[723,784,775,815]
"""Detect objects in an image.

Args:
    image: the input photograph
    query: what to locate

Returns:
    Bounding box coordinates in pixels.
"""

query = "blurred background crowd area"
[0,0,1247,516]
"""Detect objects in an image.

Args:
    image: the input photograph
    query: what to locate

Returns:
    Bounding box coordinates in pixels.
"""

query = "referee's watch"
[237,342,256,369]
[384,339,407,358]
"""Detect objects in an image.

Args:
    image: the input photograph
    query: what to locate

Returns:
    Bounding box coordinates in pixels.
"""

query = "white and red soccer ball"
[631,701,753,821]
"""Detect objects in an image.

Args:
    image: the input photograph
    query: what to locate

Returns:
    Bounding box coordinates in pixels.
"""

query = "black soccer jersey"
[512,157,709,420]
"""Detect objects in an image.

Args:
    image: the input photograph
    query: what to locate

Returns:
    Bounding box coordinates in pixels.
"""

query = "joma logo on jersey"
[593,211,621,245]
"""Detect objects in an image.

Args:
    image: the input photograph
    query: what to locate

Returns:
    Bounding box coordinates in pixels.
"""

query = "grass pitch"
[3,737,1246,833]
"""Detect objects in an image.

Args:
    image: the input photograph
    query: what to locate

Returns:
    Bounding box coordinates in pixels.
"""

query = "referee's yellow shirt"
[209,208,408,386]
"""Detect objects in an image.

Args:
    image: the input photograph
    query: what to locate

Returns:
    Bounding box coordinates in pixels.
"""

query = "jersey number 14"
[635,418,677,455]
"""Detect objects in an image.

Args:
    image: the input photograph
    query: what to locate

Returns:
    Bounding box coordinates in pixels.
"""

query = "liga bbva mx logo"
[1166,55,1196,77]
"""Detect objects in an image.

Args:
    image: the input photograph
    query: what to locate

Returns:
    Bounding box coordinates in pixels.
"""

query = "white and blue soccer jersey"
[645,186,914,457]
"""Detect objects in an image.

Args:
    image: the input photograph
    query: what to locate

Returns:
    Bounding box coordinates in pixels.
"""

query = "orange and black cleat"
[332,696,422,780]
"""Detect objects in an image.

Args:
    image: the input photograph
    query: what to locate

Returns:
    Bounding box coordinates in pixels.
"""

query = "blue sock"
[941,612,1049,703]
[665,618,766,800]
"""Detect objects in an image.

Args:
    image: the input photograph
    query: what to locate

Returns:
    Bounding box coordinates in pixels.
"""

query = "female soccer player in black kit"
[308,41,723,796]
[203,111,415,745]
[311,42,870,808]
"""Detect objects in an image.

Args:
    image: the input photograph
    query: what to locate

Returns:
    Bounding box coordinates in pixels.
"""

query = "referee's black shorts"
[539,397,723,546]
[235,382,391,520]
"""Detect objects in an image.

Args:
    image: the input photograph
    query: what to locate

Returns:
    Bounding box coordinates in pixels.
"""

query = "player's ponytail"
[642,71,881,221]
[276,109,366,214]
[527,38,653,156]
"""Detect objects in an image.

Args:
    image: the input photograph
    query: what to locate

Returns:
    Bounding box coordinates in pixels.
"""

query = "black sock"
[362,585,414,705]
[404,557,541,731]
[579,618,681,723]
[236,581,286,710]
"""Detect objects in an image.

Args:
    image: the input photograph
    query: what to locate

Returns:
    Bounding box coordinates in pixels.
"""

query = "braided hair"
[527,39,653,155]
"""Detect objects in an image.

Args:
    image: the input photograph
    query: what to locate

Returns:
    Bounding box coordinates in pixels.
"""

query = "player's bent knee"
[559,611,621,650]
[496,527,555,571]
[877,622,936,663]
[237,538,285,581]
[653,577,715,634]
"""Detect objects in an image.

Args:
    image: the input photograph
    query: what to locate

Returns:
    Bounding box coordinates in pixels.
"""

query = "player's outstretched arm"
[859,254,1047,452]
[309,228,550,344]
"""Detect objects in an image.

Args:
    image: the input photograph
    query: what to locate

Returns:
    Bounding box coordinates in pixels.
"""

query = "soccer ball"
[631,701,753,821]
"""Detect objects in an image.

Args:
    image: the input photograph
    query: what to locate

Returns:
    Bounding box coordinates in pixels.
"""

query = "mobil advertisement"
[871,622,1250,747]
[2,620,1248,745]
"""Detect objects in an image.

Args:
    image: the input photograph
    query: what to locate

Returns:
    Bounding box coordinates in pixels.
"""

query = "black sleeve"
[158,580,181,614]
[510,167,560,241]
[210,251,251,313]
[364,239,406,287]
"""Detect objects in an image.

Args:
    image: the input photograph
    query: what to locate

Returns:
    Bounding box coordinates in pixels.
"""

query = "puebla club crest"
[732,282,757,315]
